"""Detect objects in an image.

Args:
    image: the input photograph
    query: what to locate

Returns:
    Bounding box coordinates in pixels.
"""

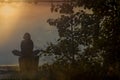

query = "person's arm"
[12,50,21,56]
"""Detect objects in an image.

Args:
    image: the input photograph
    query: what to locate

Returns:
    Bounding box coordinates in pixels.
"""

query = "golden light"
[5,0,8,2]
[0,3,22,45]
[0,4,16,17]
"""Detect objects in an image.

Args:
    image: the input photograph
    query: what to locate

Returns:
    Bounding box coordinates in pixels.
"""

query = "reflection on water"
[0,2,59,65]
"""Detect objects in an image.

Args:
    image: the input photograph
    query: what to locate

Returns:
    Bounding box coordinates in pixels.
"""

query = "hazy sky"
[0,2,59,65]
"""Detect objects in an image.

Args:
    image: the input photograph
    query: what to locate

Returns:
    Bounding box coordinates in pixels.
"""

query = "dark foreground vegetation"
[0,63,120,80]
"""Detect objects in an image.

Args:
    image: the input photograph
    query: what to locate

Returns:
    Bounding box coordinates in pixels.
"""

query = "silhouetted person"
[12,33,40,56]
[12,33,40,77]
[21,33,33,56]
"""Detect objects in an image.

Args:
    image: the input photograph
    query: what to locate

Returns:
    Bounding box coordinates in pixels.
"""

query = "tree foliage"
[39,0,120,80]
[34,0,120,80]
[44,0,120,71]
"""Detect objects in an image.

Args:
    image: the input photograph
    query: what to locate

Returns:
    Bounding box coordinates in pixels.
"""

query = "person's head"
[23,33,31,40]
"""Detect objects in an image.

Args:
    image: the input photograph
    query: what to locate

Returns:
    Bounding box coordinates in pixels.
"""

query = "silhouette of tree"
[46,0,120,69]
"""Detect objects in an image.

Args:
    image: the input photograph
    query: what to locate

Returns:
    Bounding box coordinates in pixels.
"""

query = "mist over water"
[0,2,59,65]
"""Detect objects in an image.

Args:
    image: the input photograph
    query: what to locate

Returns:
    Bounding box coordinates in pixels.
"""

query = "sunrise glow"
[0,3,22,45]
[0,4,17,17]
[4,0,8,2]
